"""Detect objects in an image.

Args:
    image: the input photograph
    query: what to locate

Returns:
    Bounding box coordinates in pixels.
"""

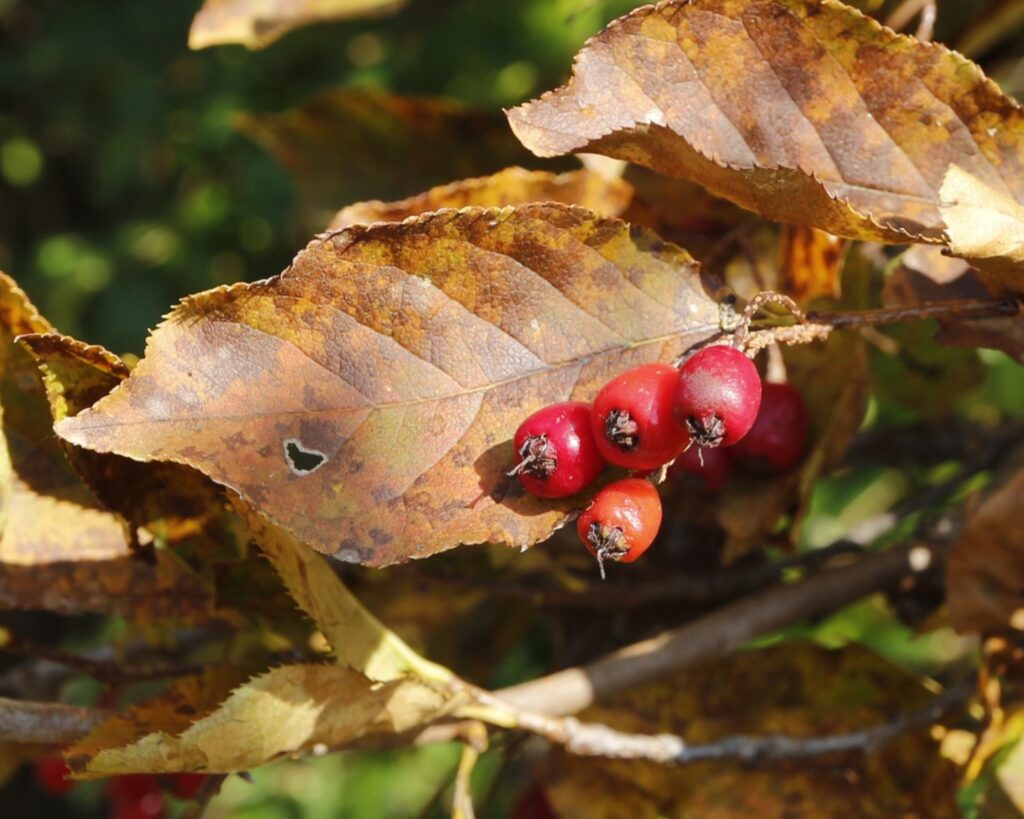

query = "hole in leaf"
[284,439,326,475]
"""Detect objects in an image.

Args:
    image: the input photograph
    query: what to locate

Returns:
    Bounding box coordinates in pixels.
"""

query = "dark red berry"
[169,773,206,800]
[591,363,688,470]
[671,444,732,493]
[734,382,808,471]
[509,401,606,498]
[577,478,662,578]
[513,785,558,818]
[110,775,165,819]
[110,775,162,803]
[673,346,761,448]
[35,756,74,796]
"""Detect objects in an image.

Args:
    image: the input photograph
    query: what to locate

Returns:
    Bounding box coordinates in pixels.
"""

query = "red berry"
[734,382,808,471]
[577,478,662,577]
[671,444,732,493]
[674,346,761,448]
[35,756,74,795]
[513,785,558,818]
[510,401,606,498]
[110,775,165,819]
[170,772,206,799]
[591,363,688,470]
[109,774,162,803]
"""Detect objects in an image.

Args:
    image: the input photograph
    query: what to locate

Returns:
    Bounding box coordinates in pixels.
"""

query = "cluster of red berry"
[510,346,807,576]
[34,756,205,818]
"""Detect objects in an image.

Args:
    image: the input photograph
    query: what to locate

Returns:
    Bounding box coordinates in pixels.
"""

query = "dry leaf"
[778,225,847,303]
[74,665,452,776]
[190,0,408,50]
[57,205,723,566]
[948,450,1024,633]
[18,332,234,546]
[939,165,1024,293]
[236,500,445,682]
[328,167,635,230]
[67,668,245,774]
[885,256,1024,363]
[0,274,216,621]
[508,0,1024,286]
[237,88,547,230]
[546,642,959,818]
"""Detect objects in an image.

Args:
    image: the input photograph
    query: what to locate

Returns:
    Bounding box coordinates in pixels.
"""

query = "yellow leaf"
[189,0,408,50]
[940,165,1024,292]
[78,665,452,775]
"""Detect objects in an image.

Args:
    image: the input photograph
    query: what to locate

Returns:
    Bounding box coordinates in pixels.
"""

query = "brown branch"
[0,634,208,686]
[454,679,969,766]
[494,542,940,717]
[808,297,1020,329]
[0,697,109,745]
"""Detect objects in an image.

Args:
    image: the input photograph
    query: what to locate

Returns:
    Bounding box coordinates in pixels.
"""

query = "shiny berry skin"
[671,444,732,493]
[591,363,688,470]
[577,478,662,577]
[34,756,74,795]
[110,775,165,819]
[734,382,808,471]
[109,775,162,802]
[509,401,606,498]
[674,346,761,448]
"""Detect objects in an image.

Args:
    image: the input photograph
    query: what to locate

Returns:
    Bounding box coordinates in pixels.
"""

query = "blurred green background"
[0,0,645,355]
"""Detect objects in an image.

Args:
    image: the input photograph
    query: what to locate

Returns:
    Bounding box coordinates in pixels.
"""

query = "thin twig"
[0,634,207,686]
[0,697,109,744]
[421,540,865,612]
[456,680,969,766]
[494,542,941,717]
[807,297,1020,329]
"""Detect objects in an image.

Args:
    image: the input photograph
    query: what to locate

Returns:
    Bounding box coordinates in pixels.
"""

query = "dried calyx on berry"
[591,363,688,470]
[674,345,761,449]
[509,401,606,498]
[577,478,662,578]
[509,433,557,479]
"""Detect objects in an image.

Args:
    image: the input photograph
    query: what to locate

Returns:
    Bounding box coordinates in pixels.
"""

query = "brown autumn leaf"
[189,0,407,50]
[56,204,724,566]
[67,668,246,775]
[947,447,1024,633]
[73,665,453,776]
[507,0,1024,289]
[886,248,1024,364]
[939,165,1024,293]
[546,642,959,818]
[237,87,552,231]
[778,225,847,303]
[327,167,635,231]
[17,333,235,548]
[0,273,216,622]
